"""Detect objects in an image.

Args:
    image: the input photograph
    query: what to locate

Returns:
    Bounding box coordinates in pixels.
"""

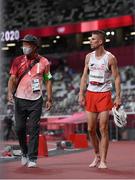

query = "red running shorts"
[85,91,113,113]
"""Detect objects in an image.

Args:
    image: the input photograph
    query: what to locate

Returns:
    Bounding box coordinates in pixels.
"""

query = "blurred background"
[0,0,135,145]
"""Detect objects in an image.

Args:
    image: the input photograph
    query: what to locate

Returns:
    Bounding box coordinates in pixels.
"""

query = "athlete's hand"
[114,96,121,109]
[45,99,53,111]
[78,93,85,106]
[7,92,14,104]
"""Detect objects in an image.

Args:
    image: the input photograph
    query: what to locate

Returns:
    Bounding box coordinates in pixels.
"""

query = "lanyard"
[28,63,39,76]
[24,56,40,76]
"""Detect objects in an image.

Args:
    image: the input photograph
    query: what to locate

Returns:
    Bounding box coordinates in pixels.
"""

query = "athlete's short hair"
[92,30,106,44]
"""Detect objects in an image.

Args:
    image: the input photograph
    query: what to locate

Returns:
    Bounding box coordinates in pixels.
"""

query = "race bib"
[89,64,105,83]
[32,79,40,92]
[89,71,105,83]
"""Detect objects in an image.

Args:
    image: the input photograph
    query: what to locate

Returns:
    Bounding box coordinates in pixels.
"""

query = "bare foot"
[98,161,107,169]
[89,156,100,168]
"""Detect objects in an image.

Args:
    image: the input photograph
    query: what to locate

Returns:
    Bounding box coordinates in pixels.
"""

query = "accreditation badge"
[32,79,40,92]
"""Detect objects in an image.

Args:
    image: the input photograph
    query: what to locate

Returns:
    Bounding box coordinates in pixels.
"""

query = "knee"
[88,127,96,136]
[99,126,108,137]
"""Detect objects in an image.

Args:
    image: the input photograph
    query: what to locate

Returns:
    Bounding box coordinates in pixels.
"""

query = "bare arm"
[109,56,121,106]
[79,54,89,105]
[79,54,89,95]
[45,80,52,101]
[45,80,53,110]
[7,75,17,102]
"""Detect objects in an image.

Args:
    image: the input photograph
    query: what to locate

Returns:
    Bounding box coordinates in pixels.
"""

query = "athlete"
[79,30,121,168]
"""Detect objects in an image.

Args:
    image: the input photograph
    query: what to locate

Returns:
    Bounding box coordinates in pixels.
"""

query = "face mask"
[22,47,33,55]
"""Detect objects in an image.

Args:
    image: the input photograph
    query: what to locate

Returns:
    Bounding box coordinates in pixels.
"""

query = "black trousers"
[15,96,43,160]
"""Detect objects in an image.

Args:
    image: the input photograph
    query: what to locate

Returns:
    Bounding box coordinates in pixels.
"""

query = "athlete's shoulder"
[85,51,94,65]
[85,53,90,65]
[86,51,94,58]
[106,51,117,66]
[106,51,116,59]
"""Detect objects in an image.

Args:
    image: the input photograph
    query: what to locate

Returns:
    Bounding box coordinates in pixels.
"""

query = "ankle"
[95,154,100,159]
[98,161,107,169]
[100,160,106,164]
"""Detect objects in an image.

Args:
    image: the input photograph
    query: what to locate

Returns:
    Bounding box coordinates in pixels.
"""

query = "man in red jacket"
[8,34,52,168]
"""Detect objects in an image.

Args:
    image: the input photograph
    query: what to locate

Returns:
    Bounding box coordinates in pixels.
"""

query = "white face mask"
[22,47,33,55]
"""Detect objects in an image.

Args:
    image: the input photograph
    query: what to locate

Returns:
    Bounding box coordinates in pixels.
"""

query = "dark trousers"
[15,96,43,160]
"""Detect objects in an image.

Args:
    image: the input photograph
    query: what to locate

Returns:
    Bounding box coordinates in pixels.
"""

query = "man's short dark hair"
[92,30,106,44]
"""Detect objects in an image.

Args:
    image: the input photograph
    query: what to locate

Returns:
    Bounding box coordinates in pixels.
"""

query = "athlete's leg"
[98,111,109,168]
[87,111,100,167]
